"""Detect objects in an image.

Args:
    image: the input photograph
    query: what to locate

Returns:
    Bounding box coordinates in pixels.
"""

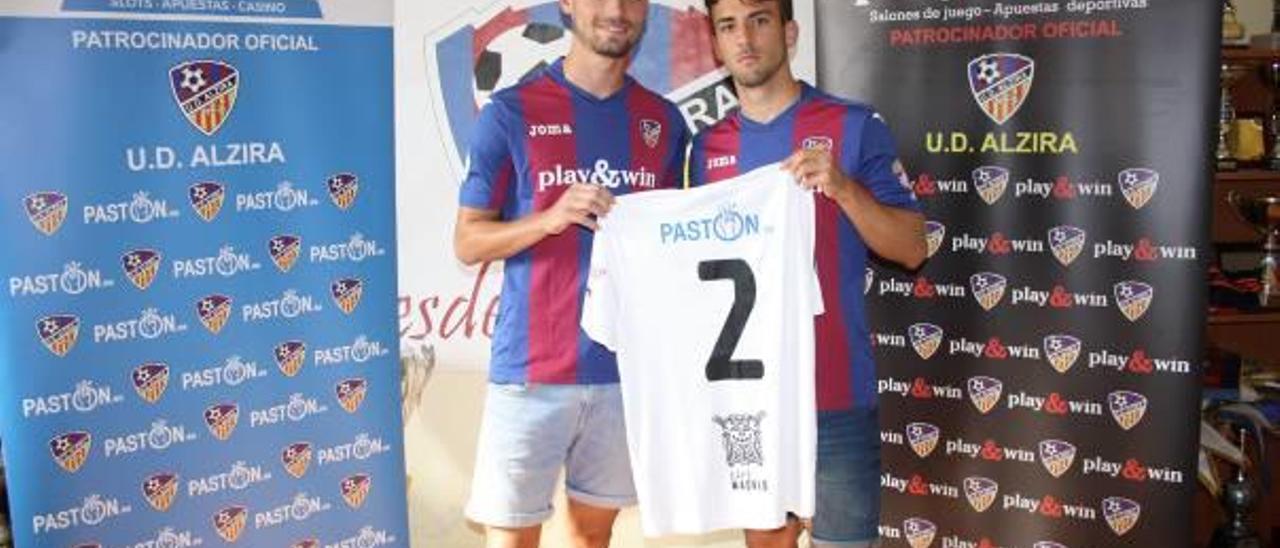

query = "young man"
[689,0,927,546]
[453,0,688,546]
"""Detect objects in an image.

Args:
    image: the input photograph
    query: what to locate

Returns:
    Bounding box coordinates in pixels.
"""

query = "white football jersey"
[582,164,821,536]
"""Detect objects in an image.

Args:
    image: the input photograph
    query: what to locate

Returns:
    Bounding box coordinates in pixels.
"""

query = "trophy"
[1225,0,1247,45]
[1220,64,1251,170]
[1268,61,1280,170]
[1227,191,1280,306]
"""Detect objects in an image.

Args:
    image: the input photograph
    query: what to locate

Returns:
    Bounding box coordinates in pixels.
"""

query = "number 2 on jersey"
[697,259,763,381]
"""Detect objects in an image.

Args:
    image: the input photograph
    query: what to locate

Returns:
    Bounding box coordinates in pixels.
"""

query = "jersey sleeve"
[665,104,691,190]
[849,111,920,212]
[581,225,620,351]
[687,132,706,188]
[458,102,515,212]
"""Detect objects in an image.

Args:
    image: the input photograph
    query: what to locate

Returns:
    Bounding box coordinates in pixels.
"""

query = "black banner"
[816,1,1215,546]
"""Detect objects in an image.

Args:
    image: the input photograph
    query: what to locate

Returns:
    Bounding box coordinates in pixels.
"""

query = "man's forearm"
[453,211,550,266]
[832,181,927,270]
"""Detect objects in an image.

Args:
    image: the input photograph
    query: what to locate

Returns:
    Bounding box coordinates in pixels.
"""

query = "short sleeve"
[581,225,620,351]
[851,111,920,212]
[459,102,515,211]
[665,104,691,190]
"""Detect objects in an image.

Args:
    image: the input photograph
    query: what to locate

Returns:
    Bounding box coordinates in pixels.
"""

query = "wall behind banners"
[394,0,814,545]
[816,1,1212,547]
[0,1,408,547]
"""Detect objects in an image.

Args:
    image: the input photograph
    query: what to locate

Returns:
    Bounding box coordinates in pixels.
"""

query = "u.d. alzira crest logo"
[170,60,238,135]
[967,53,1034,125]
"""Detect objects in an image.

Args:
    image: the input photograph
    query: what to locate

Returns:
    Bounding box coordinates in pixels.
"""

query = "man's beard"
[574,17,641,59]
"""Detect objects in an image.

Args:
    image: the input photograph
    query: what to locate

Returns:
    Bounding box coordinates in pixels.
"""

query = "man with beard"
[453,0,688,546]
[689,0,926,546]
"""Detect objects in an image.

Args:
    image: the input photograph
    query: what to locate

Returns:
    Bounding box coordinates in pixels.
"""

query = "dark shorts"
[811,407,881,545]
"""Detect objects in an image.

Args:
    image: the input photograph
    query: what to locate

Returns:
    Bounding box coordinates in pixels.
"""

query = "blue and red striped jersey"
[689,82,919,411]
[460,58,689,385]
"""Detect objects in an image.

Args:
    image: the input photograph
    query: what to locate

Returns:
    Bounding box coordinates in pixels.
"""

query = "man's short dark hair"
[703,0,793,25]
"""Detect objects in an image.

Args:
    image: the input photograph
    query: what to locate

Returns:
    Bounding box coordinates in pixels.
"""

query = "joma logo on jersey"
[660,203,761,244]
[9,261,114,298]
[182,356,268,391]
[319,433,393,466]
[23,380,122,419]
[254,493,331,530]
[32,494,131,535]
[251,393,328,427]
[311,233,385,264]
[24,191,68,235]
[968,53,1034,125]
[104,419,198,458]
[170,60,238,135]
[315,335,389,366]
[801,135,833,151]
[706,155,737,171]
[236,181,319,212]
[243,289,323,323]
[529,123,573,138]
[173,245,260,279]
[84,191,180,225]
[536,160,658,192]
[188,461,272,498]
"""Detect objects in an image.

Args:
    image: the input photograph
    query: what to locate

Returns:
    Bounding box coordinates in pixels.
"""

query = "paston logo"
[24,191,68,235]
[967,53,1034,125]
[170,60,238,135]
[37,314,79,356]
[22,379,123,418]
[132,362,170,403]
[327,172,360,210]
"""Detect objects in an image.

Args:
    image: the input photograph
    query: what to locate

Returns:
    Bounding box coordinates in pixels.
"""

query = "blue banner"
[0,10,406,548]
